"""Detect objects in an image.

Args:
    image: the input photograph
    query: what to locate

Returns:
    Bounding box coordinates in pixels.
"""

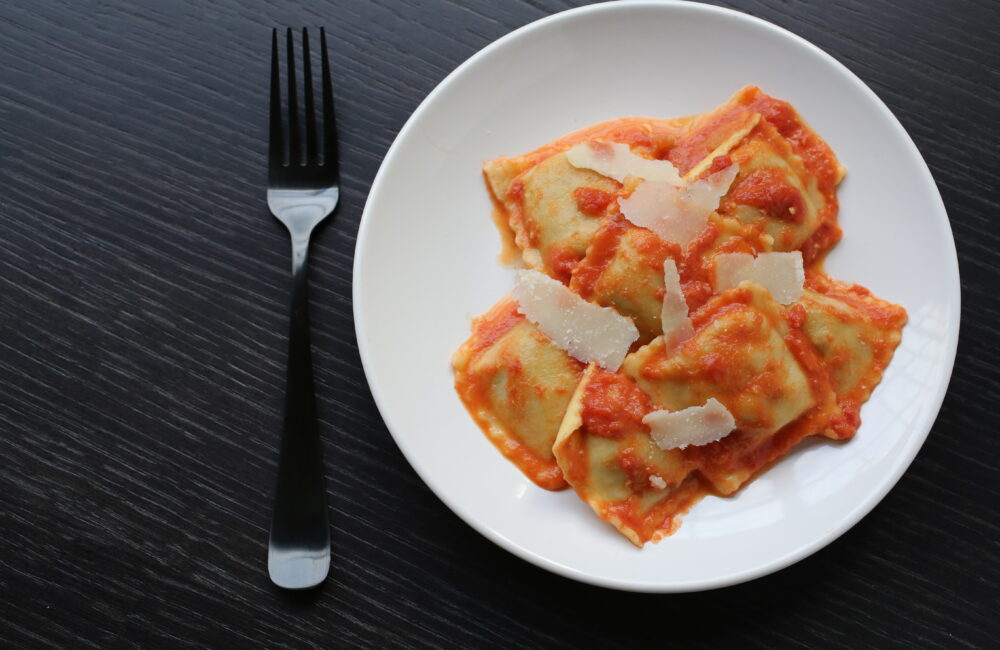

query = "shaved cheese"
[714,251,805,304]
[566,141,683,185]
[512,270,639,370]
[649,475,667,490]
[684,164,740,212]
[643,399,737,450]
[618,164,738,245]
[660,259,694,352]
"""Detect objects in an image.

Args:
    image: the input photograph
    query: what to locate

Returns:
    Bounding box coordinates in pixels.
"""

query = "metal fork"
[266,27,338,590]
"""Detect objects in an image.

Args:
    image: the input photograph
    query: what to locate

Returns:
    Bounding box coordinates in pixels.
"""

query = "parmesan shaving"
[643,399,737,450]
[649,475,667,490]
[566,141,683,185]
[617,164,738,245]
[660,259,694,352]
[714,251,805,304]
[512,270,639,370]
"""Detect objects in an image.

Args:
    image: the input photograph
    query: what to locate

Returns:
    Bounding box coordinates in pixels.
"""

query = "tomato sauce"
[742,92,841,194]
[727,168,806,223]
[462,300,522,361]
[799,219,842,263]
[704,153,734,176]
[616,447,652,494]
[689,290,750,330]
[783,304,836,403]
[545,246,580,285]
[569,215,629,298]
[506,179,524,202]
[573,187,614,216]
[668,107,749,174]
[580,370,653,439]
[681,280,714,311]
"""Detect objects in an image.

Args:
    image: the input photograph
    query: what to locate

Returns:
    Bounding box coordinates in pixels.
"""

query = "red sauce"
[678,221,724,309]
[740,90,841,194]
[704,154,734,176]
[808,273,907,329]
[507,179,524,202]
[569,216,629,298]
[616,447,653,494]
[785,302,806,328]
[668,108,748,174]
[783,304,830,400]
[632,227,680,268]
[573,187,614,216]
[681,280,714,311]
[463,300,523,360]
[689,289,750,330]
[545,246,580,285]
[727,168,806,223]
[580,370,653,439]
[685,428,752,473]
[833,400,862,439]
[799,219,842,263]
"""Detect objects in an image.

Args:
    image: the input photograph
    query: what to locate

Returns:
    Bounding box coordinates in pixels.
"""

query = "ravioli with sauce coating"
[623,283,840,494]
[483,117,690,283]
[553,366,703,546]
[455,87,906,546]
[452,298,584,490]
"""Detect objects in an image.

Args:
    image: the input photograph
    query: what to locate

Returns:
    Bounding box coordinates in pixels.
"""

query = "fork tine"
[319,27,339,176]
[285,28,300,166]
[269,29,283,172]
[301,28,317,163]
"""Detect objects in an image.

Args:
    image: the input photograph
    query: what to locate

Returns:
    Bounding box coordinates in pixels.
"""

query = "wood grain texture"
[0,0,996,647]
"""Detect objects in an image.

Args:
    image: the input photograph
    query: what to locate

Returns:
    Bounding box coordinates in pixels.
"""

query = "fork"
[266,27,338,590]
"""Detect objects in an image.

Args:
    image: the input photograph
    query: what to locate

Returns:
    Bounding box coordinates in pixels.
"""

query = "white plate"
[353,1,959,592]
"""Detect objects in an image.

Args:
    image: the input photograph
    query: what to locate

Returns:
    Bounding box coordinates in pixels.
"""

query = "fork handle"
[268,233,331,589]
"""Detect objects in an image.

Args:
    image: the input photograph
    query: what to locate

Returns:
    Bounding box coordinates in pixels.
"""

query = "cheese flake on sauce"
[661,259,694,352]
[512,270,639,370]
[617,164,739,245]
[643,399,737,450]
[714,251,805,304]
[566,141,683,185]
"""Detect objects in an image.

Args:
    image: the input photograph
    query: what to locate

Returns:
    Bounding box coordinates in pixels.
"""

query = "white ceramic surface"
[353,1,959,592]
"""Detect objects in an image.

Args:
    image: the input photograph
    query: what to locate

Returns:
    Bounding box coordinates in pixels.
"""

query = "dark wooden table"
[1,1,996,647]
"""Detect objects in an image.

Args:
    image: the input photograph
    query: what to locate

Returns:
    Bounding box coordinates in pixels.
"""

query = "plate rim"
[352,0,961,592]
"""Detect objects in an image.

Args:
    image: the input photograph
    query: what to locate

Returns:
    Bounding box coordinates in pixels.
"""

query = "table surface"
[1,0,997,647]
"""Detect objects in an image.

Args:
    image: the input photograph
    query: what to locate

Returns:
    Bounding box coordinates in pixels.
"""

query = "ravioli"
[452,299,584,490]
[483,117,690,283]
[799,274,907,439]
[570,213,771,344]
[717,119,838,257]
[553,366,703,546]
[669,86,845,193]
[623,283,840,494]
[454,87,907,547]
[671,86,845,261]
